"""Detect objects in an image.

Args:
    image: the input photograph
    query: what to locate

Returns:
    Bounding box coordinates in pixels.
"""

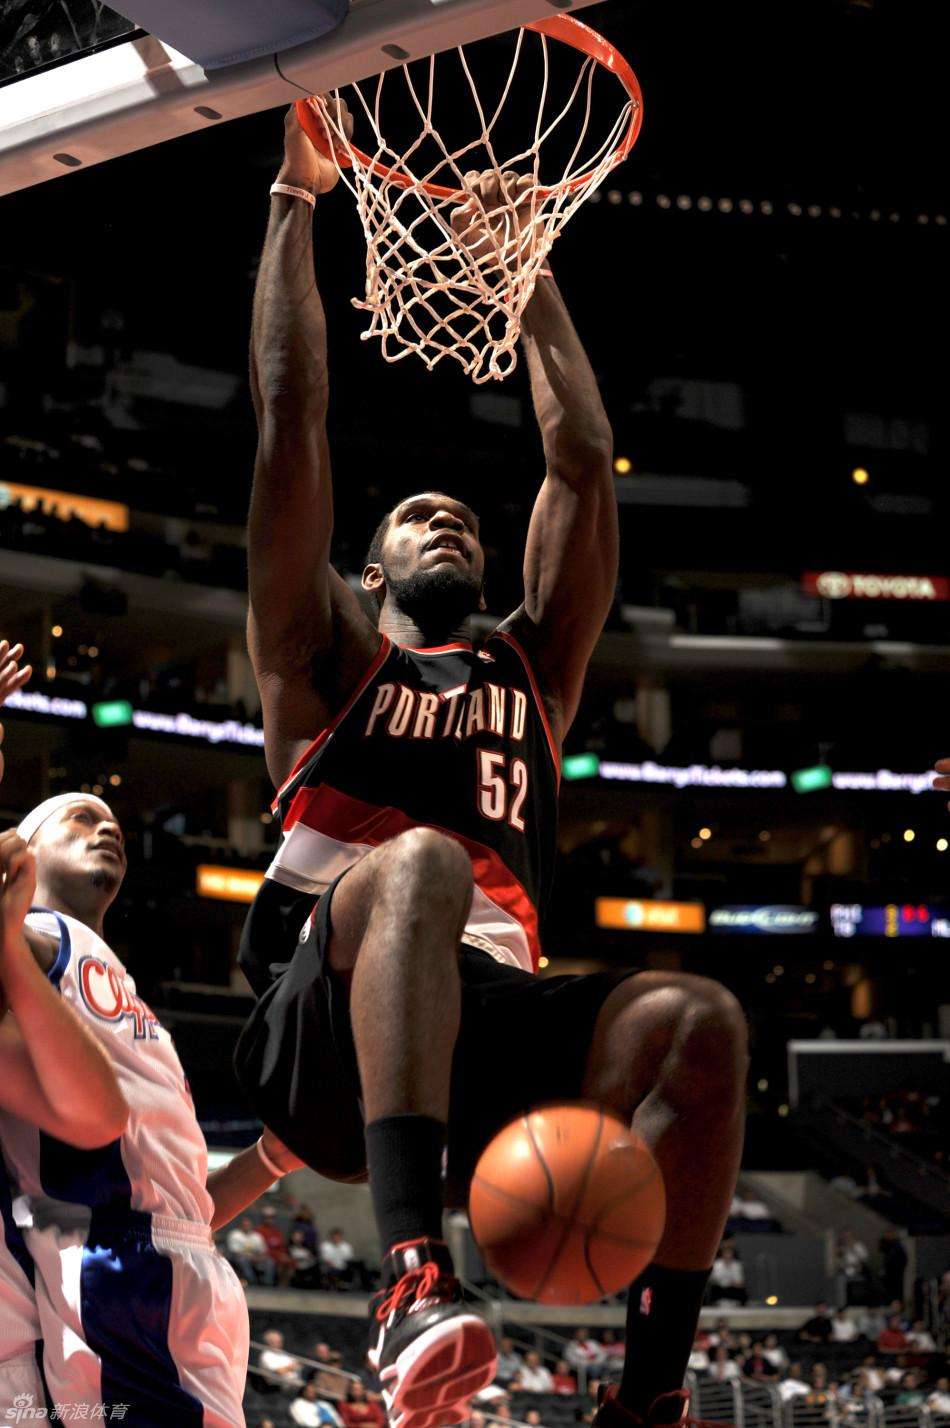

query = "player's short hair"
[364,511,391,574]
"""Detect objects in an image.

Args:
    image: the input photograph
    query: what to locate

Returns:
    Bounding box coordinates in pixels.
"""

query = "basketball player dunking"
[236,105,748,1428]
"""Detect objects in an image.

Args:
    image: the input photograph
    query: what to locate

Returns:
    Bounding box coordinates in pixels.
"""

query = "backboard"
[0,0,605,198]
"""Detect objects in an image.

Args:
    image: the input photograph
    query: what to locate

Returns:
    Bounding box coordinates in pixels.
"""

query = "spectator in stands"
[708,1318,736,1352]
[896,1371,926,1407]
[904,1319,935,1351]
[777,1364,809,1403]
[837,1228,870,1302]
[840,1367,876,1415]
[884,1356,910,1388]
[600,1329,625,1370]
[552,1359,577,1395]
[831,1307,860,1343]
[708,1243,746,1305]
[879,1230,908,1304]
[743,1343,776,1381]
[805,1364,833,1410]
[927,1377,950,1414]
[291,1383,345,1427]
[307,1342,346,1401]
[763,1333,788,1372]
[799,1302,834,1343]
[515,1352,554,1393]
[259,1329,305,1394]
[709,1347,739,1383]
[687,1334,709,1374]
[289,1228,320,1288]
[564,1328,605,1374]
[320,1227,358,1288]
[876,1316,908,1355]
[338,1380,385,1428]
[292,1203,319,1252]
[257,1204,294,1287]
[523,1412,544,1428]
[225,1214,276,1285]
[860,1358,884,1393]
[495,1338,524,1385]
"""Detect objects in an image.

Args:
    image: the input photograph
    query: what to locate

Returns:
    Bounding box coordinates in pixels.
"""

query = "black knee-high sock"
[365,1114,446,1257]
[619,1263,710,1417]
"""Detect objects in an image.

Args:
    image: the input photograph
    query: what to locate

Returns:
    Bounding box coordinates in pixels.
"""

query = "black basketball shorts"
[234,869,635,1203]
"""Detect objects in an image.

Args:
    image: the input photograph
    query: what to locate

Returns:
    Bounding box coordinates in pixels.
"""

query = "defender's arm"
[0,832,128,1149]
[205,1128,303,1232]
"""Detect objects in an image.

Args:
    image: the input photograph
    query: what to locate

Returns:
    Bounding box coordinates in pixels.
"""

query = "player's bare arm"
[0,830,129,1148]
[205,1126,304,1231]
[452,175,618,743]
[248,102,380,788]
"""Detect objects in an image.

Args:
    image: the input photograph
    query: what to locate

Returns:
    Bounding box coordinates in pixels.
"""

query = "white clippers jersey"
[0,1155,40,1363]
[0,910,213,1227]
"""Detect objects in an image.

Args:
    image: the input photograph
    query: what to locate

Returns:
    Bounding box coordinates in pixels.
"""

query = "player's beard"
[384,562,482,635]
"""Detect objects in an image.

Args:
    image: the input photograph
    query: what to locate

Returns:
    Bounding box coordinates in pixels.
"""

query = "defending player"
[0,644,129,1414]
[0,642,304,1425]
[237,106,748,1428]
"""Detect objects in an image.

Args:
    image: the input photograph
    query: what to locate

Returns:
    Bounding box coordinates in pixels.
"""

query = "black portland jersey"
[266,629,560,971]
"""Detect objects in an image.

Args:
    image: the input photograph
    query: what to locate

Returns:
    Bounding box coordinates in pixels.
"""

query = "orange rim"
[294,13,642,201]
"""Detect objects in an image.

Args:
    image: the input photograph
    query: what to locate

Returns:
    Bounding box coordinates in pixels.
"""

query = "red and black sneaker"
[368,1238,497,1428]
[592,1383,725,1428]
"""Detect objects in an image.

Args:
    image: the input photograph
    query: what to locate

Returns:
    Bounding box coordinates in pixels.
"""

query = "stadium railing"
[686,1373,783,1427]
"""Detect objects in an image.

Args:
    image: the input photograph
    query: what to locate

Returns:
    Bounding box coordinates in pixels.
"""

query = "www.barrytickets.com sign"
[803,570,950,601]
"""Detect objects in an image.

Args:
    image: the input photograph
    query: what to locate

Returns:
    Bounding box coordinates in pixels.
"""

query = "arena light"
[938,839,948,853]
[791,764,832,794]
[92,699,134,729]
[852,467,870,486]
[613,456,633,475]
[903,828,916,843]
[561,752,600,781]
[196,865,264,904]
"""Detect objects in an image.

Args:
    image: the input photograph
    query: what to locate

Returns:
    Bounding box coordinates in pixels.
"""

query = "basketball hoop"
[296,15,642,383]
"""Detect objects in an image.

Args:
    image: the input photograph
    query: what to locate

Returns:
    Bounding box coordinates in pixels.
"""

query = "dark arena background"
[1,0,949,1423]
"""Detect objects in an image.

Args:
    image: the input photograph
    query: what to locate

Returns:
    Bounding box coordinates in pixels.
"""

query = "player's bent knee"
[675,977,748,1094]
[384,826,473,895]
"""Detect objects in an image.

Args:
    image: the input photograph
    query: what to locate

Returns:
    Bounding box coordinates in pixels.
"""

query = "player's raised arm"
[511,267,618,737]
[0,831,129,1148]
[248,104,379,787]
[455,176,618,741]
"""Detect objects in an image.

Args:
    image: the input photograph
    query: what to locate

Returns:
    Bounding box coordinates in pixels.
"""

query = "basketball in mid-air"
[468,1104,665,1304]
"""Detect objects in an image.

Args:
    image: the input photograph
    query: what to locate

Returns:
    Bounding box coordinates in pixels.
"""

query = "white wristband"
[256,1136,285,1180]
[270,182,316,209]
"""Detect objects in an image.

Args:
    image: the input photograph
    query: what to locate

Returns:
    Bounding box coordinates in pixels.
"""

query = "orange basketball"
[468,1104,665,1305]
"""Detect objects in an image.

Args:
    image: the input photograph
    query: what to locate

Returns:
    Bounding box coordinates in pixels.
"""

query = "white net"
[305,17,640,383]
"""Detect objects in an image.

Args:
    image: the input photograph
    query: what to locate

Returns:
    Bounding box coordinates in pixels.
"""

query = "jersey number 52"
[477,751,528,832]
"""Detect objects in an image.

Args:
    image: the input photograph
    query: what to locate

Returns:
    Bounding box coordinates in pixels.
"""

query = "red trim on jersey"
[489,629,561,783]
[283,783,541,969]
[398,641,473,655]
[272,635,392,810]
